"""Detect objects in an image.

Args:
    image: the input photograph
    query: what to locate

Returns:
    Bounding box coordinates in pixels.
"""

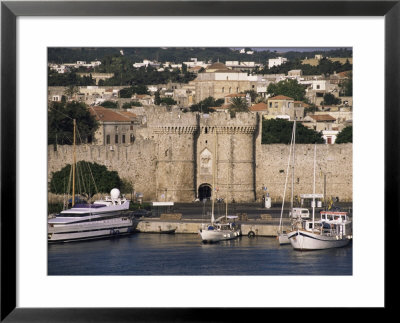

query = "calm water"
[48,234,352,275]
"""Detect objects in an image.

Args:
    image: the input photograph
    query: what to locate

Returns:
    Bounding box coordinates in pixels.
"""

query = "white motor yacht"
[48,188,136,243]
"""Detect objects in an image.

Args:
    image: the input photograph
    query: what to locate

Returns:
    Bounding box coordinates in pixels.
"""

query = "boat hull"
[288,230,351,250]
[199,229,241,243]
[48,218,137,243]
[278,233,290,245]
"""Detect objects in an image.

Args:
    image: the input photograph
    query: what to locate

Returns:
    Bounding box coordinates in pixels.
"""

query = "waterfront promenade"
[136,201,352,237]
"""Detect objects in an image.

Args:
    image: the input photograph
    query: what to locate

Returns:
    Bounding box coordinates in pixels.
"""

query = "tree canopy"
[119,85,149,98]
[335,126,352,143]
[267,79,307,101]
[48,101,99,145]
[49,161,123,198]
[321,93,341,106]
[189,96,224,113]
[262,119,324,144]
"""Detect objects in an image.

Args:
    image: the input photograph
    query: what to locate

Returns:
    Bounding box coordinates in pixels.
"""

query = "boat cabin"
[320,211,348,223]
[290,208,310,219]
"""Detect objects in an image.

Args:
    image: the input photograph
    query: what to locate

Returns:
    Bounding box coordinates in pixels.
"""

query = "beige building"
[192,62,259,103]
[88,106,138,146]
[266,95,304,120]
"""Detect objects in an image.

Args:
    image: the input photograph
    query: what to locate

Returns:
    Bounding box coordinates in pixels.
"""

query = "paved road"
[149,201,353,220]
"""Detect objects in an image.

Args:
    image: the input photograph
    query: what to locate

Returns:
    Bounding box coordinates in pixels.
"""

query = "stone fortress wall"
[48,109,352,202]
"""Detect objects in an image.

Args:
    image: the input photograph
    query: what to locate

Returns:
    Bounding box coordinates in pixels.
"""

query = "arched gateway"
[198,183,212,200]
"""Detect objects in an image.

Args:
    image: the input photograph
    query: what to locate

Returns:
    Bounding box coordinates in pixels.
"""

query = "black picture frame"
[1,1,398,321]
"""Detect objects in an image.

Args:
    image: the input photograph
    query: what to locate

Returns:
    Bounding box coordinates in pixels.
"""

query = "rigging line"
[48,104,74,120]
[75,126,99,197]
[279,122,295,232]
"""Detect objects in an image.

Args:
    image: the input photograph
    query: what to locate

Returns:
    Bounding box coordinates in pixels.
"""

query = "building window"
[130,134,135,143]
[222,87,224,93]
[115,135,118,144]
[316,85,320,89]
[269,102,272,108]
[106,135,110,145]
[236,87,239,93]
[122,134,125,144]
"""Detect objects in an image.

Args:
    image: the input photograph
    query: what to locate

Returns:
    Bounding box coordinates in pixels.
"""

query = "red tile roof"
[294,101,310,108]
[89,106,136,122]
[309,114,336,122]
[268,95,294,101]
[249,102,268,111]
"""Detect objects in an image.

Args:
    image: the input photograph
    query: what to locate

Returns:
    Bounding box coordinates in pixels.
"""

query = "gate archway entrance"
[198,183,212,200]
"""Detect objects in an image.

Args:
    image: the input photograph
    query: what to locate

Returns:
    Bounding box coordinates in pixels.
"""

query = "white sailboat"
[48,119,137,243]
[199,131,241,243]
[287,145,352,250]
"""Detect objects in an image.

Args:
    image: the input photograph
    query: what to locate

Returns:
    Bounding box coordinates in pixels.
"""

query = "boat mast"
[312,144,316,232]
[72,119,76,207]
[279,121,295,233]
[291,118,296,212]
[211,130,216,224]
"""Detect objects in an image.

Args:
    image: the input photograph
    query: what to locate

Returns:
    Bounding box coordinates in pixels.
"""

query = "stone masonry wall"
[255,143,353,203]
[48,111,352,203]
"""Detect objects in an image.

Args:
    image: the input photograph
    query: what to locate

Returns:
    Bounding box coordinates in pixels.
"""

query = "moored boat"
[287,145,352,250]
[199,215,241,243]
[48,188,137,243]
[287,210,352,250]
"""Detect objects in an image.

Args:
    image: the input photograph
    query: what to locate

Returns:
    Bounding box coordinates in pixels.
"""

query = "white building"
[268,57,288,69]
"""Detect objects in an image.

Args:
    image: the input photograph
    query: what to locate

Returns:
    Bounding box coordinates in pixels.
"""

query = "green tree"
[267,79,306,101]
[339,71,352,96]
[228,97,249,117]
[154,90,161,105]
[189,96,224,113]
[335,126,352,143]
[262,119,324,144]
[48,101,99,145]
[49,161,123,198]
[321,93,341,106]
[160,97,177,106]
[100,101,118,109]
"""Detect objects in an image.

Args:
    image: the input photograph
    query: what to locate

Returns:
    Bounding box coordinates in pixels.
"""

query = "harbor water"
[48,233,352,275]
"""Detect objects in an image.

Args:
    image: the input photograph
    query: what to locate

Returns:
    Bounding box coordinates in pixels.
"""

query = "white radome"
[110,188,121,199]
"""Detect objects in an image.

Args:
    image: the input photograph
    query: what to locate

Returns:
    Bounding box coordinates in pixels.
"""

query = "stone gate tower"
[148,109,260,202]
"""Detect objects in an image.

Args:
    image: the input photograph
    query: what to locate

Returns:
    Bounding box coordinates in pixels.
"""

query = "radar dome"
[110,188,121,199]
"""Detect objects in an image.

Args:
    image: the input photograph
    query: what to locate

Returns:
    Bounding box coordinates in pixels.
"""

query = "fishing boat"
[287,210,352,250]
[198,131,241,243]
[287,145,352,250]
[48,119,136,243]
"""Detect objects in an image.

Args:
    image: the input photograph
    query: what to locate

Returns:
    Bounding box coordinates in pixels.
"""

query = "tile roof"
[89,106,136,122]
[249,102,268,111]
[225,93,247,97]
[294,100,310,108]
[309,114,336,121]
[268,95,294,101]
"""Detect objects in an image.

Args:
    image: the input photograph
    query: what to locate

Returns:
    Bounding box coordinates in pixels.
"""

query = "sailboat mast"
[312,144,316,232]
[72,119,76,207]
[279,122,295,232]
[211,130,216,224]
[291,118,296,211]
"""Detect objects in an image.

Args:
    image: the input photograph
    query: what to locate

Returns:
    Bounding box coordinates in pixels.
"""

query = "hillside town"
[48,48,352,146]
